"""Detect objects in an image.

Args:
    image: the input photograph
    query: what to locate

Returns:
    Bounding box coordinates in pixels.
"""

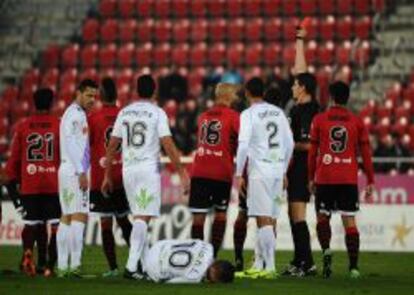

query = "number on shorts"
[26,132,54,161]
[266,122,279,149]
[200,120,222,146]
[122,121,147,148]
[329,126,348,153]
[168,241,196,268]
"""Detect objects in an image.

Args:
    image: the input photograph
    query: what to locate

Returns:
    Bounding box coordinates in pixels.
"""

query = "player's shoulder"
[63,103,83,119]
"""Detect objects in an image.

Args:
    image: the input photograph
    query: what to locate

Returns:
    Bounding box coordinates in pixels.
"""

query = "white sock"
[258,225,276,272]
[70,221,85,269]
[57,223,70,270]
[126,219,148,272]
[253,229,264,270]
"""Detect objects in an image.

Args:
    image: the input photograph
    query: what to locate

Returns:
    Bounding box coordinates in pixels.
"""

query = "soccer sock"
[345,227,360,270]
[57,223,70,270]
[295,221,314,268]
[48,223,58,269]
[290,219,300,266]
[316,219,332,253]
[69,221,85,269]
[116,216,132,247]
[22,224,36,252]
[211,215,226,257]
[191,220,204,241]
[258,226,276,272]
[36,223,48,269]
[233,214,247,261]
[126,219,148,272]
[101,218,117,270]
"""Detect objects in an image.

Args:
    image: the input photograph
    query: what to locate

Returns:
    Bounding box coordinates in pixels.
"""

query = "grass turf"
[0,246,413,295]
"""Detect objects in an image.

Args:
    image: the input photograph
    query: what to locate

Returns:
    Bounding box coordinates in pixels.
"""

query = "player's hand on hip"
[283,175,288,190]
[78,173,89,192]
[179,169,190,195]
[234,176,244,193]
[364,184,374,203]
[101,176,113,198]
[308,181,316,195]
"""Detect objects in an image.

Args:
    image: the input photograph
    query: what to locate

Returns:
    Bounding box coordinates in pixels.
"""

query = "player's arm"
[102,135,122,196]
[281,114,295,174]
[307,117,319,193]
[358,119,375,196]
[235,111,252,190]
[293,24,307,75]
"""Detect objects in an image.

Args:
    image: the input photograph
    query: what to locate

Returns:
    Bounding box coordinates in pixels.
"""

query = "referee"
[283,26,319,277]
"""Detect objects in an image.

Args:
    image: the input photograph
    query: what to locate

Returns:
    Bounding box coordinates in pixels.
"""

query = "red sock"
[345,227,360,270]
[316,218,331,252]
[233,214,247,261]
[211,216,226,257]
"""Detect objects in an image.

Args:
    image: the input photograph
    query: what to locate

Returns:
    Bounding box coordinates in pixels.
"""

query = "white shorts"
[58,167,90,215]
[123,168,161,217]
[247,177,284,219]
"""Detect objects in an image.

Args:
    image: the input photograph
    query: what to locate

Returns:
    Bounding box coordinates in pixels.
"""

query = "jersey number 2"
[26,133,54,161]
[266,122,279,149]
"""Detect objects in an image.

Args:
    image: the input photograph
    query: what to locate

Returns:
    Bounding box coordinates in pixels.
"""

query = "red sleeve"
[6,124,22,182]
[307,116,319,182]
[358,118,374,184]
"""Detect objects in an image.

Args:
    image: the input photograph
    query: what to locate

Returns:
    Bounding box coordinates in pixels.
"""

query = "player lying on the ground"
[141,239,235,283]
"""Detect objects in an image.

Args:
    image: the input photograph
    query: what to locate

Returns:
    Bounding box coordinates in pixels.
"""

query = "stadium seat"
[116,68,133,89]
[80,43,98,68]
[228,18,245,42]
[336,0,353,15]
[190,0,206,17]
[171,43,189,66]
[282,0,297,16]
[263,0,281,17]
[282,43,296,67]
[58,82,76,103]
[60,68,78,87]
[136,0,154,18]
[263,43,282,66]
[317,0,334,14]
[394,105,411,121]
[52,98,68,117]
[22,68,40,90]
[99,43,117,68]
[317,41,335,65]
[1,86,19,103]
[173,19,190,43]
[315,66,333,107]
[119,19,137,43]
[155,0,171,18]
[208,0,225,17]
[336,16,353,40]
[100,19,118,43]
[79,68,98,83]
[245,43,263,66]
[187,67,206,91]
[99,0,117,18]
[117,43,135,67]
[355,0,371,15]
[282,17,300,42]
[137,19,154,42]
[354,16,372,40]
[264,18,282,41]
[403,86,414,103]
[245,18,263,42]
[226,42,244,67]
[172,0,189,18]
[355,41,371,66]
[227,0,243,17]
[135,43,153,67]
[209,18,227,42]
[299,0,317,15]
[119,0,136,18]
[391,117,409,137]
[305,40,318,65]
[373,0,386,13]
[385,83,402,103]
[190,42,207,67]
[82,18,99,43]
[61,44,79,68]
[304,17,319,40]
[208,43,226,67]
[154,43,171,67]
[42,44,61,68]
[336,41,352,65]
[100,68,116,81]
[191,19,207,42]
[244,0,262,17]
[154,20,172,42]
[320,16,335,41]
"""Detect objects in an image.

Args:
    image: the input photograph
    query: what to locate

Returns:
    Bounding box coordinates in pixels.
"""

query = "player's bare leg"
[68,213,88,277]
[233,210,247,271]
[57,215,71,277]
[342,215,360,278]
[316,213,332,278]
[191,213,206,241]
[211,211,227,257]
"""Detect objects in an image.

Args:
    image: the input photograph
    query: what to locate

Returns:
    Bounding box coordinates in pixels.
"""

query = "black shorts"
[315,184,359,216]
[90,189,130,216]
[21,194,61,222]
[189,178,232,213]
[287,165,311,202]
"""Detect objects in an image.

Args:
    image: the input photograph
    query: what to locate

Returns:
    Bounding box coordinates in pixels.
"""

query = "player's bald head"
[215,83,239,105]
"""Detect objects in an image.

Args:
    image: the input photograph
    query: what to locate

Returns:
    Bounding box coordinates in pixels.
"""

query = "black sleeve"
[5,180,21,208]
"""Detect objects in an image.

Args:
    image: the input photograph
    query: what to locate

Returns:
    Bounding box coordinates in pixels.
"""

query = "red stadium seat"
[137,19,154,42]
[99,0,117,18]
[282,0,297,16]
[1,86,19,103]
[354,17,372,40]
[263,43,282,66]
[119,0,136,18]
[173,19,190,43]
[82,18,99,43]
[155,0,171,18]
[336,16,353,40]
[264,18,282,41]
[80,43,98,68]
[403,86,414,103]
[208,43,226,67]
[304,17,319,40]
[22,68,40,89]
[79,68,98,83]
[116,68,133,87]
[42,44,60,68]
[317,0,334,14]
[208,0,225,17]
[227,0,243,17]
[282,17,300,42]
[305,40,318,65]
[355,41,371,66]
[188,67,206,96]
[100,68,116,81]
[336,0,353,15]
[315,66,333,107]
[172,0,189,18]
[391,117,409,137]
[226,42,244,67]
[99,43,117,68]
[317,41,335,65]
[263,0,281,17]
[41,68,60,88]
[154,20,172,42]
[118,43,135,67]
[135,43,153,67]
[373,0,386,13]
[245,18,263,42]
[136,0,154,17]
[394,106,411,121]
[228,18,245,42]
[191,19,207,42]
[336,41,352,65]
[282,43,296,67]
[244,0,262,17]
[190,0,206,17]
[385,83,402,103]
[171,43,189,66]
[190,42,207,67]
[60,68,78,87]
[61,44,79,68]
[299,0,317,15]
[355,0,371,15]
[245,43,263,66]
[319,16,335,41]
[119,19,137,43]
[209,18,227,42]
[154,43,171,66]
[100,19,118,43]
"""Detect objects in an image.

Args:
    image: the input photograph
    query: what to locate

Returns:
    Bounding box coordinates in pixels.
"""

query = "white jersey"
[236,101,294,179]
[60,103,90,174]
[112,100,171,172]
[143,239,214,283]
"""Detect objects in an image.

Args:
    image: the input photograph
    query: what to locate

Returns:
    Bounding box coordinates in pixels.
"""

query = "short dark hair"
[33,88,54,111]
[264,87,281,106]
[213,260,235,283]
[101,77,117,103]
[137,74,156,98]
[77,79,98,92]
[296,73,317,99]
[329,81,350,105]
[245,77,264,97]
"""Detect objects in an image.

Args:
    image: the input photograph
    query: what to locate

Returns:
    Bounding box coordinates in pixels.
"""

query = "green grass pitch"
[1,246,413,295]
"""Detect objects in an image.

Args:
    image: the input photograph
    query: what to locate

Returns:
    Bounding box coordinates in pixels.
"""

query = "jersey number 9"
[329,126,348,153]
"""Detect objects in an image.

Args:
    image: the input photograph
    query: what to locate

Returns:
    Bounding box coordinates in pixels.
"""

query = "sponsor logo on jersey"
[322,154,333,165]
[27,164,37,175]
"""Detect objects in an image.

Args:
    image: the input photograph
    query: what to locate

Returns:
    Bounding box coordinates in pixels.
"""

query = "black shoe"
[322,253,332,279]
[235,258,244,272]
[123,269,144,280]
[281,263,299,276]
[302,264,317,277]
